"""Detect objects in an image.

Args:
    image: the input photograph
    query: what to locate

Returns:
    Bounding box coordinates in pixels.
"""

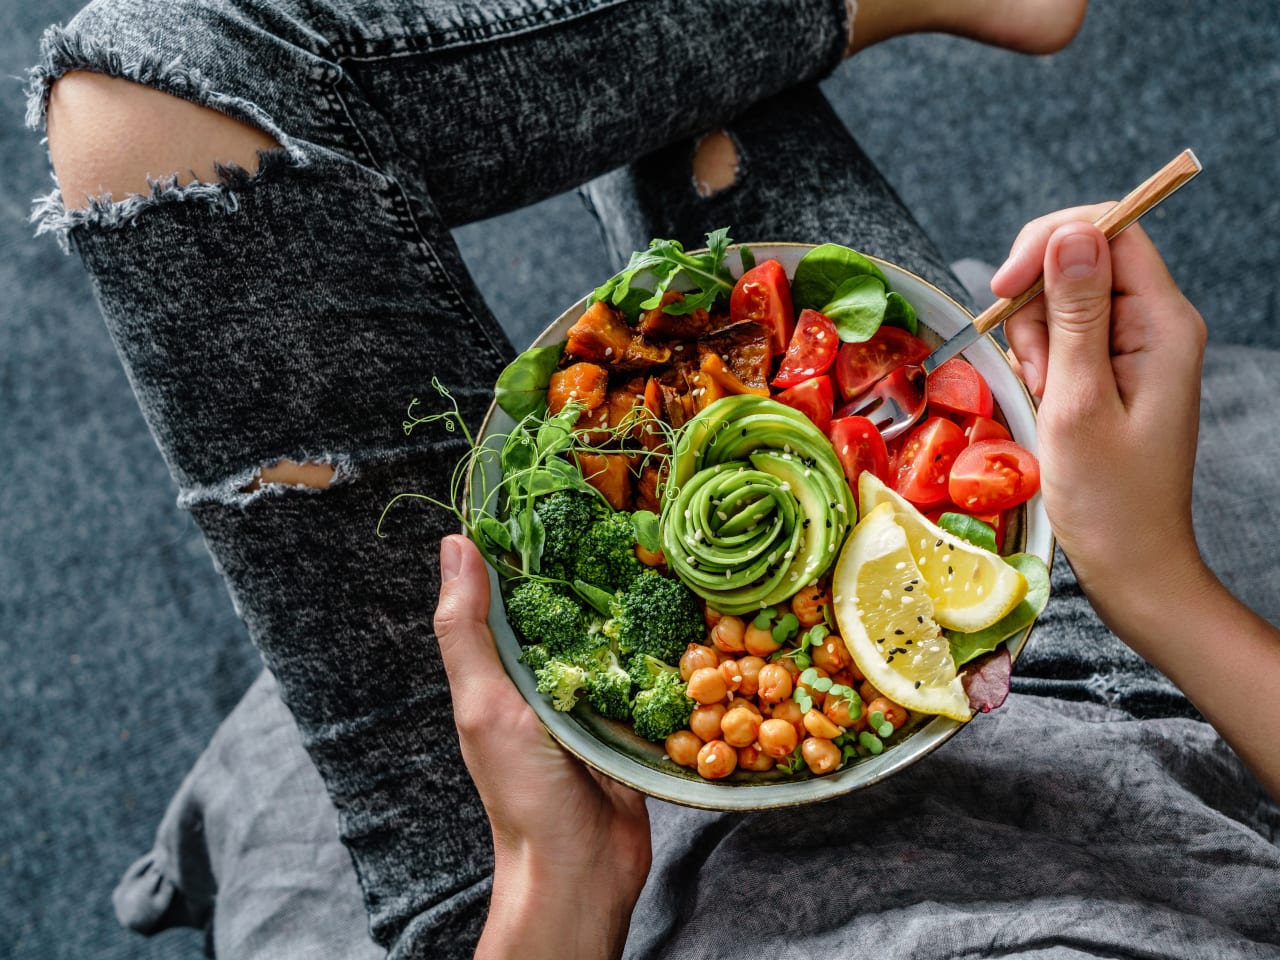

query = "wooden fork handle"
[970,148,1203,335]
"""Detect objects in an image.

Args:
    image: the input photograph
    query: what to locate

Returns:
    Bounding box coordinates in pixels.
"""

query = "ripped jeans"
[24,0,967,954]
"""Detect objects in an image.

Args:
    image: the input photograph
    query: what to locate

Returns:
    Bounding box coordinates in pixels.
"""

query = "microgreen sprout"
[858,730,884,755]
[771,612,800,645]
[752,609,775,631]
[778,745,807,775]
[869,710,894,739]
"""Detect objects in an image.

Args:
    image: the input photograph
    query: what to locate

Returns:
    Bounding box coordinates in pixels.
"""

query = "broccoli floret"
[504,580,590,653]
[535,660,589,712]
[631,671,696,742]
[604,571,705,663]
[519,642,553,672]
[575,511,644,592]
[626,653,680,691]
[535,491,596,576]
[584,648,633,722]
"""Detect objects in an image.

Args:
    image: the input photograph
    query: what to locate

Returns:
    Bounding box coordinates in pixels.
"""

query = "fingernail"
[1021,360,1041,396]
[1057,232,1098,279]
[440,536,462,582]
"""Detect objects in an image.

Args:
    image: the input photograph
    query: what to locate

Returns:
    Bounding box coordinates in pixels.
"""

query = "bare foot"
[848,0,1088,56]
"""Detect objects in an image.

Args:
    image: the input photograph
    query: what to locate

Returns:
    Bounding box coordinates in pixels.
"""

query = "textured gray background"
[2,1,1277,957]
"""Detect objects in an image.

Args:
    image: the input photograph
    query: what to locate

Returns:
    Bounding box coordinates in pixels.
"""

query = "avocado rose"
[660,395,856,614]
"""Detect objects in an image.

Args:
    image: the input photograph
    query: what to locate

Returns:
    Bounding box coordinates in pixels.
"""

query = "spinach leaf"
[631,510,662,553]
[882,291,919,335]
[946,553,1051,666]
[936,512,998,553]
[822,275,887,343]
[791,243,887,311]
[494,342,564,421]
[591,227,735,319]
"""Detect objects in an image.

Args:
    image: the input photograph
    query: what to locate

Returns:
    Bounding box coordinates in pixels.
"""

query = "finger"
[991,202,1117,298]
[433,534,504,700]
[1004,303,1050,397]
[1040,221,1121,406]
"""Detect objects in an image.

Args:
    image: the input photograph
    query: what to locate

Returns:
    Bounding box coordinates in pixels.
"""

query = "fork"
[838,148,1203,440]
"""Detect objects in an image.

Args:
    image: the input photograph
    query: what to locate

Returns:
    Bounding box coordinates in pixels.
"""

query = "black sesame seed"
[914,680,922,689]
[948,566,954,576]
[916,616,923,624]
[893,629,904,635]
[935,539,943,547]
[904,585,914,592]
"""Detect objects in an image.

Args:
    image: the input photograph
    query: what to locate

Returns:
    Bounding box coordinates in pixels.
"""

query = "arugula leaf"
[822,275,888,343]
[590,227,735,319]
[495,342,564,420]
[946,553,1051,666]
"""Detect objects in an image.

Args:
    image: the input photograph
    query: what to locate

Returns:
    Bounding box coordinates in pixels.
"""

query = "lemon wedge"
[832,503,970,721]
[858,472,1027,633]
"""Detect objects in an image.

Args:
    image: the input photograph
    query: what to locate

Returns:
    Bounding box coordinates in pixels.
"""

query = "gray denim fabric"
[27,0,1280,956]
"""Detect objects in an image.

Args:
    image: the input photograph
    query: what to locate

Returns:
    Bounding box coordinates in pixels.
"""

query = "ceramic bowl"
[471,243,1053,810]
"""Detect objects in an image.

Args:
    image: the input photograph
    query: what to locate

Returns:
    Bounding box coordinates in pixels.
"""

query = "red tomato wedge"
[772,309,839,388]
[730,259,795,356]
[773,375,834,435]
[889,416,967,507]
[948,439,1041,512]
[926,357,993,420]
[961,414,1011,445]
[832,327,931,401]
[827,416,890,487]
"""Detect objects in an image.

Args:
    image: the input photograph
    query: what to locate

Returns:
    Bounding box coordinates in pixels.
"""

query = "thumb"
[433,534,502,696]
[1041,222,1118,405]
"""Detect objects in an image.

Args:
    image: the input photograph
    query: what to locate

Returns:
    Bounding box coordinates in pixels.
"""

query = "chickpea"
[743,621,783,657]
[720,705,762,748]
[735,655,766,698]
[710,615,747,654]
[687,666,728,705]
[790,582,832,627]
[756,662,794,703]
[867,696,909,731]
[665,729,702,768]
[757,718,799,759]
[824,692,864,729]
[689,703,727,742]
[704,605,724,630]
[697,739,738,780]
[803,708,842,740]
[767,699,805,738]
[635,543,666,567]
[775,656,802,683]
[859,679,883,705]
[795,666,830,706]
[726,695,762,717]
[680,643,719,681]
[811,636,852,675]
[718,658,743,694]
[737,743,775,772]
[801,736,842,775]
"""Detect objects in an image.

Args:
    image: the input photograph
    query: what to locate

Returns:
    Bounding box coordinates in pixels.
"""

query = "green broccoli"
[518,642,553,672]
[534,490,596,577]
[584,648,633,722]
[535,660,589,712]
[626,652,680,691]
[575,511,645,592]
[504,579,590,653]
[631,671,696,742]
[604,571,705,663]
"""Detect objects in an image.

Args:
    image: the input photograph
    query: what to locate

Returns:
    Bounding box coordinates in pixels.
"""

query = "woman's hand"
[998,211,1280,802]
[434,534,651,960]
[997,208,1211,617]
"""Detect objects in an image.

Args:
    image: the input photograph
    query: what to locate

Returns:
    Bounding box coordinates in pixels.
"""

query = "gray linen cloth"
[116,343,1280,956]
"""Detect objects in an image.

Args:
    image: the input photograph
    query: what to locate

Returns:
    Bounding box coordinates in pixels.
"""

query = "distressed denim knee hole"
[242,459,337,494]
[692,129,740,198]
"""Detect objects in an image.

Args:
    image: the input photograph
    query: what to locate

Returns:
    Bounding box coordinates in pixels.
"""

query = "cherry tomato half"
[772,309,839,388]
[960,414,1011,445]
[827,416,890,487]
[730,259,795,356]
[890,416,967,507]
[832,327,931,402]
[774,375,834,435]
[926,357,993,420]
[948,439,1041,512]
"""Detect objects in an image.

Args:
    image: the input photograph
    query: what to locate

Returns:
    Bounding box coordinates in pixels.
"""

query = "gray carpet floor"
[3,2,1277,957]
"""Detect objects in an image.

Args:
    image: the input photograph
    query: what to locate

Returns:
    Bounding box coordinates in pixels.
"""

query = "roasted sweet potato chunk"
[546,361,608,415]
[574,452,633,511]
[565,301,632,363]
